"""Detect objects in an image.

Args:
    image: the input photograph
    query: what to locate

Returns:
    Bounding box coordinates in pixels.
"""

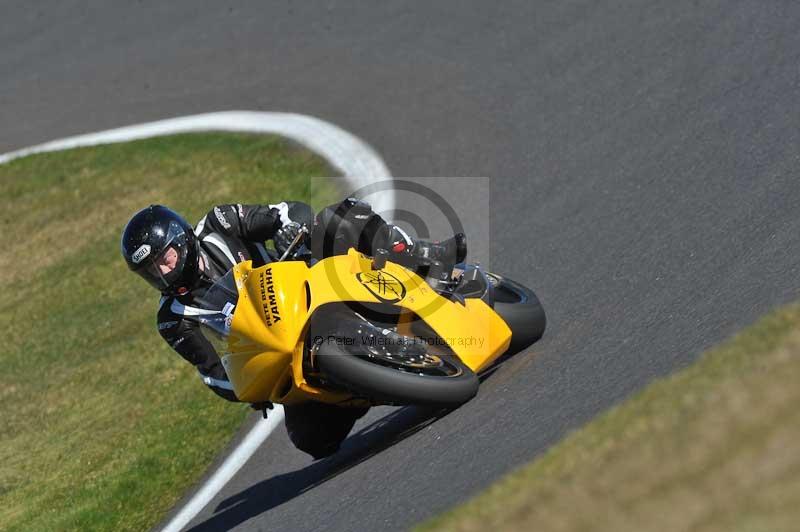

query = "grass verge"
[418,305,800,532]
[0,133,337,531]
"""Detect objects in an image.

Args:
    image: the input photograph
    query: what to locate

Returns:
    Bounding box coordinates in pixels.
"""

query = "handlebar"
[277,225,310,262]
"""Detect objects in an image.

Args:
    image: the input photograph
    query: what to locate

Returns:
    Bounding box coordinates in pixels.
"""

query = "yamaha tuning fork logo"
[356,270,406,303]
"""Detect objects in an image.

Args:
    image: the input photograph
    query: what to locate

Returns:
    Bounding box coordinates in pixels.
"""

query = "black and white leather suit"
[156,201,313,400]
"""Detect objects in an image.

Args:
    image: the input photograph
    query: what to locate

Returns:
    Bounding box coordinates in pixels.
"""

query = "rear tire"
[315,340,479,407]
[487,273,546,353]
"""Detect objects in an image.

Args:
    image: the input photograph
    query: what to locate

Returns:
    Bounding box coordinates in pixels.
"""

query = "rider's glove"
[274,221,303,256]
[269,202,294,227]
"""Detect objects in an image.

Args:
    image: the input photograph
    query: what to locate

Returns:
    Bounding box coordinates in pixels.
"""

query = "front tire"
[487,273,546,353]
[315,337,479,407]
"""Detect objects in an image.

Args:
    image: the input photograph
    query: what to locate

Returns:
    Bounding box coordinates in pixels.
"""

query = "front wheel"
[314,330,479,407]
[487,273,546,353]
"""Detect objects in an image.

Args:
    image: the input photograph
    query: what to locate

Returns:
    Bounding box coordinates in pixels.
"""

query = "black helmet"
[121,205,200,294]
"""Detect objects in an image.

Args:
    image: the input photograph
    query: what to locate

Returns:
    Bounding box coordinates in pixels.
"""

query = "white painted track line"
[0,110,394,213]
[161,409,285,532]
[0,111,394,532]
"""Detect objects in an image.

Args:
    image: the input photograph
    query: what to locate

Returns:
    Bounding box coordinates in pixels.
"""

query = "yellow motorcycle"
[197,232,546,409]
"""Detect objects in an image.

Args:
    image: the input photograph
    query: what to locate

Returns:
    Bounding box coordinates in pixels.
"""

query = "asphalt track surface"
[4,2,800,530]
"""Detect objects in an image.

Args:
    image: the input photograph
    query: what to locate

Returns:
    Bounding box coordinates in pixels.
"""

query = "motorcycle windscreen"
[196,269,240,356]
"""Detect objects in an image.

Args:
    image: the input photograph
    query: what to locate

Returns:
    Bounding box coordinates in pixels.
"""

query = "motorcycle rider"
[121,197,466,459]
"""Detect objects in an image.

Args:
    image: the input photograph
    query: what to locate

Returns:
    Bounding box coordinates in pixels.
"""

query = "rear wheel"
[314,327,479,407]
[487,273,546,353]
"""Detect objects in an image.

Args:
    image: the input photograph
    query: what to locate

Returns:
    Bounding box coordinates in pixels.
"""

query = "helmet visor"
[133,221,191,292]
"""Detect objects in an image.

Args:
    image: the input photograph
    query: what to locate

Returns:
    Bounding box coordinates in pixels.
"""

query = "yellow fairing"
[225,249,511,404]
